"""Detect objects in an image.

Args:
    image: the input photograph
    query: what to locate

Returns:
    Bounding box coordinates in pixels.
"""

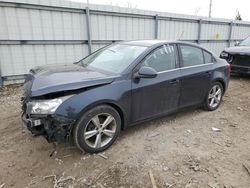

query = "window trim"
[202,49,216,63]
[156,62,214,74]
[138,44,178,73]
[202,49,215,64]
[180,62,213,70]
[178,44,206,68]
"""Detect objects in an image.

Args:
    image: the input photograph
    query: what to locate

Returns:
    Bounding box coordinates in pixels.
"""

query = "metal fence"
[1,0,250,85]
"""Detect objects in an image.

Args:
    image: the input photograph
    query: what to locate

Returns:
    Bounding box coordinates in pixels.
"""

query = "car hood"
[23,64,117,97]
[224,46,250,56]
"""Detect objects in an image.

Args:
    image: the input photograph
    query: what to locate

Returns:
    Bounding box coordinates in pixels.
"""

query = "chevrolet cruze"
[22,40,230,153]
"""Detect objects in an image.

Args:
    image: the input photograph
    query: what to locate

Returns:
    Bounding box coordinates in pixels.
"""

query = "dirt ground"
[0,75,250,188]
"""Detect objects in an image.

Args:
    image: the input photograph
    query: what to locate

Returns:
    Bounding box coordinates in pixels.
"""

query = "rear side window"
[141,44,176,72]
[203,50,213,63]
[180,45,204,67]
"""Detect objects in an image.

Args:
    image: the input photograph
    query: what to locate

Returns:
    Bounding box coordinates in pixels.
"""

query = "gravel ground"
[0,75,250,188]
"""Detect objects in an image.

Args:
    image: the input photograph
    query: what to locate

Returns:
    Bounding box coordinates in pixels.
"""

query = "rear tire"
[204,82,224,111]
[73,105,121,153]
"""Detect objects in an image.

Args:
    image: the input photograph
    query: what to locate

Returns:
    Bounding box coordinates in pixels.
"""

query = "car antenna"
[177,30,184,41]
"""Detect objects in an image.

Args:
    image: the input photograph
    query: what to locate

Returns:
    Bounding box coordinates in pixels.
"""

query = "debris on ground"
[208,182,220,188]
[211,127,221,132]
[98,153,108,159]
[57,176,75,184]
[237,106,244,111]
[149,170,157,188]
[148,132,160,138]
[165,182,176,188]
[212,141,223,146]
[184,179,197,188]
[185,155,201,172]
[186,129,192,133]
[55,158,63,165]
[228,122,238,127]
[43,175,57,181]
[63,154,72,158]
[162,166,169,172]
[43,173,75,188]
[243,162,250,176]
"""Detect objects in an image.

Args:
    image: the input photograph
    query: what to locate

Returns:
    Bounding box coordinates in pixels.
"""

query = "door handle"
[170,79,180,84]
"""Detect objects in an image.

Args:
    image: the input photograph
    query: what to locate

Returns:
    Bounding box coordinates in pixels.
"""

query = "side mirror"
[134,66,158,79]
[234,41,240,46]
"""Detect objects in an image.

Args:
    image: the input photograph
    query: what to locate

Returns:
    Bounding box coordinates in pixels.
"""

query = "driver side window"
[141,44,176,72]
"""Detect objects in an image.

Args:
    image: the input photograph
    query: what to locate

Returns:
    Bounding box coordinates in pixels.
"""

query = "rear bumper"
[22,113,75,143]
[231,64,250,74]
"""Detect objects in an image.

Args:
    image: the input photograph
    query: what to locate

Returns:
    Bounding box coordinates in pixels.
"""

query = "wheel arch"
[75,100,126,130]
[212,78,226,94]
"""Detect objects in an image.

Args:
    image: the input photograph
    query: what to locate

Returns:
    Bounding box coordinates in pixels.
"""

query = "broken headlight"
[29,95,73,114]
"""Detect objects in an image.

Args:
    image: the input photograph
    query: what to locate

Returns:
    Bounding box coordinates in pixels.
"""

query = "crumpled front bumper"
[22,112,75,143]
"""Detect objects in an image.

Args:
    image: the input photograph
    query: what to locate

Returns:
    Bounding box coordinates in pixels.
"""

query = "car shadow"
[119,106,202,139]
[231,73,250,80]
[55,106,201,157]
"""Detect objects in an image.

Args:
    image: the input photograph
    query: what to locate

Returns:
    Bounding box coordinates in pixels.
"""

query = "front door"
[131,44,181,123]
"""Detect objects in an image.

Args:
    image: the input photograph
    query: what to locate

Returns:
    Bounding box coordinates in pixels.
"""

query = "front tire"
[204,82,224,111]
[73,105,121,153]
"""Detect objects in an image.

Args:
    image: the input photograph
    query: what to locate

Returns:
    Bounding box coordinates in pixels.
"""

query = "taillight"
[227,64,232,72]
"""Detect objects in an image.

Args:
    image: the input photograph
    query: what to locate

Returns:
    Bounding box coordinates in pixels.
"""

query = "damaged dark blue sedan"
[22,40,230,153]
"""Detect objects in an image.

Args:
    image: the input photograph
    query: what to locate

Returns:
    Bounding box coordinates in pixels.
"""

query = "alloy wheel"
[208,85,222,108]
[84,113,117,149]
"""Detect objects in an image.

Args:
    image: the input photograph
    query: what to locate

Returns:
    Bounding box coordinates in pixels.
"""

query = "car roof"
[120,40,169,47]
[118,40,216,57]
[120,40,203,48]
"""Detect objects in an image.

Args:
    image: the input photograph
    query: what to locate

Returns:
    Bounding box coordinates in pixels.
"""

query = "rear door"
[178,44,213,108]
[131,44,181,122]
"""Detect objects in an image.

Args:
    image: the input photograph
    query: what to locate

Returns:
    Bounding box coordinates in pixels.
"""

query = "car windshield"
[78,44,147,74]
[240,36,250,46]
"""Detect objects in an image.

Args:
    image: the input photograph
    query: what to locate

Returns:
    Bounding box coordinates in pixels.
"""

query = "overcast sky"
[70,0,250,21]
